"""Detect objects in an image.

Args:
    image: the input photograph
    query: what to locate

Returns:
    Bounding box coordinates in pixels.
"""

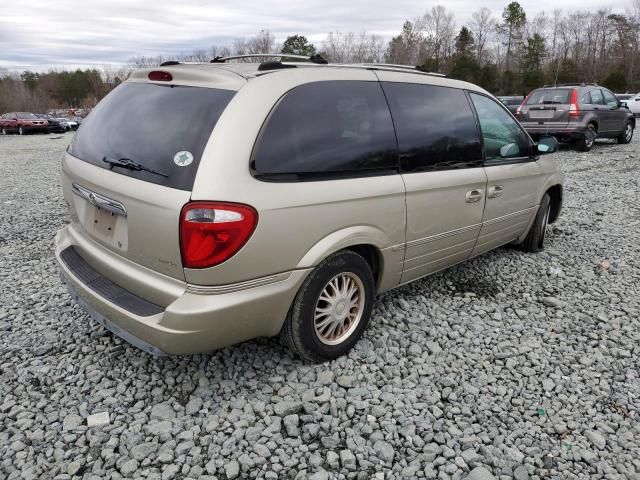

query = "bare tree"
[470,8,496,64]
[322,31,385,63]
[420,6,456,70]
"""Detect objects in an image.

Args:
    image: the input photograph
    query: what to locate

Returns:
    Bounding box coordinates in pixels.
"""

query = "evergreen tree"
[281,35,316,57]
[521,33,546,92]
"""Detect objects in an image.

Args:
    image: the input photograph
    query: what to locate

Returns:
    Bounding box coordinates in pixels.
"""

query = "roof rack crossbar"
[210,53,328,64]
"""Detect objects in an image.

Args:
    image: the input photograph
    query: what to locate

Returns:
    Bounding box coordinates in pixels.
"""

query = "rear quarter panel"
[189,68,407,290]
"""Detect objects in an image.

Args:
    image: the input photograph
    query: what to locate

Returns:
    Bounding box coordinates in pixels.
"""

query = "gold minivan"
[55,55,564,361]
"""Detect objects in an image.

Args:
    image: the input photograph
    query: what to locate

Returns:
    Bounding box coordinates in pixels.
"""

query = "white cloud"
[0,0,630,71]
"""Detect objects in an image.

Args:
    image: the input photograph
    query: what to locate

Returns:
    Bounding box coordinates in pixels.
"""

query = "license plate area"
[529,110,555,119]
[72,188,128,251]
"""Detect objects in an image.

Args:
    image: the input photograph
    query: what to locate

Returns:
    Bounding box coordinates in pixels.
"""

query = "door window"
[252,81,398,179]
[470,93,531,163]
[381,83,482,172]
[590,90,605,105]
[602,90,618,109]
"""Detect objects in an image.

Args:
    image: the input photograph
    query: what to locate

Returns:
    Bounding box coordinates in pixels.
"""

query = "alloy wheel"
[314,272,365,345]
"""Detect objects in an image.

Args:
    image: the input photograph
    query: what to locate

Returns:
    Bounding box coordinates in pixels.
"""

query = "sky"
[0,0,631,72]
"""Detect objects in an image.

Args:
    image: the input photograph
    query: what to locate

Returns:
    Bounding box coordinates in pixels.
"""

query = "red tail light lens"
[180,202,258,269]
[569,89,580,117]
[516,94,529,117]
[148,70,173,82]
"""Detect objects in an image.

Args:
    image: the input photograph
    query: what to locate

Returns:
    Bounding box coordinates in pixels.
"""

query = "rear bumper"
[522,125,586,140]
[55,226,310,355]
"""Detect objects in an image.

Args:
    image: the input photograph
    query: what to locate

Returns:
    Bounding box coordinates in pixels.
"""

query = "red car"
[0,112,49,135]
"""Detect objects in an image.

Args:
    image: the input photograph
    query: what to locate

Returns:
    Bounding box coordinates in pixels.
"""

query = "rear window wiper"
[102,157,169,178]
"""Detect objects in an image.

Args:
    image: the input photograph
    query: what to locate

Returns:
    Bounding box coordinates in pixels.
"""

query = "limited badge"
[174,151,193,167]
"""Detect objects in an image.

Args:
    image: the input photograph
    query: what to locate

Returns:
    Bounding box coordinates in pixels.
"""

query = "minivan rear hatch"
[519,88,573,126]
[63,74,239,280]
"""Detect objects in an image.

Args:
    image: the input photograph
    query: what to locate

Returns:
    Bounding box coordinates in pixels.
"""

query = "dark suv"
[517,84,635,151]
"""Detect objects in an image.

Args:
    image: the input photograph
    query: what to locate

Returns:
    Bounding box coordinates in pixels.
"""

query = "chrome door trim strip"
[403,223,482,250]
[72,183,127,218]
[482,206,536,226]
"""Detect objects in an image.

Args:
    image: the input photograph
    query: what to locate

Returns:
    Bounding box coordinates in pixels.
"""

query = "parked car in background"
[40,115,67,133]
[56,57,564,361]
[57,118,79,131]
[624,93,640,117]
[0,112,49,135]
[71,116,83,127]
[497,95,524,114]
[517,83,635,151]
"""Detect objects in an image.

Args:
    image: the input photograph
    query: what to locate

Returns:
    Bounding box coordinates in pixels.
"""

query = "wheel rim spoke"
[314,272,365,345]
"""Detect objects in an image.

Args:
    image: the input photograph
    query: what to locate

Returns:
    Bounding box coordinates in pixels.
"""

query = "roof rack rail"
[210,53,328,64]
[360,63,446,77]
[542,82,599,88]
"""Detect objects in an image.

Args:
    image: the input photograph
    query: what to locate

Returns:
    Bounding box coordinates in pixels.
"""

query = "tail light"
[180,202,258,269]
[148,70,173,82]
[516,94,529,117]
[569,89,580,118]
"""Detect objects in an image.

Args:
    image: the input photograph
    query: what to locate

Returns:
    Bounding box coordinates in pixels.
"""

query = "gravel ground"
[0,132,639,480]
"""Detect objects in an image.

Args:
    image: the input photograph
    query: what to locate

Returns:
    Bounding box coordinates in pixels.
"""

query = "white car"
[625,94,640,117]
[56,118,79,131]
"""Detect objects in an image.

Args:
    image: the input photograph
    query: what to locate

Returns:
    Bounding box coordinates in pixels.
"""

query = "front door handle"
[465,189,483,203]
[488,185,504,199]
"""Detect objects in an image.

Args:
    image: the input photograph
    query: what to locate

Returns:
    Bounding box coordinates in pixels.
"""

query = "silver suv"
[55,55,564,361]
[517,83,635,151]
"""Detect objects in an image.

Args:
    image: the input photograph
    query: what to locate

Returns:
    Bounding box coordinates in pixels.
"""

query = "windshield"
[68,82,235,191]
[526,89,571,105]
[17,112,39,119]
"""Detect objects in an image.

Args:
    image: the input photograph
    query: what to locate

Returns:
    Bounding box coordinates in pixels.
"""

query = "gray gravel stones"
[1,134,640,479]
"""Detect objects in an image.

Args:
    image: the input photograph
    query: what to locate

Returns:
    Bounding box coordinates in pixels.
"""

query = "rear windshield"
[526,89,571,105]
[68,82,235,191]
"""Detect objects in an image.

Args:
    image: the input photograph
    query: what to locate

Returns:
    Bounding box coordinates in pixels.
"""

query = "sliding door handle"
[465,189,483,203]
[488,185,504,199]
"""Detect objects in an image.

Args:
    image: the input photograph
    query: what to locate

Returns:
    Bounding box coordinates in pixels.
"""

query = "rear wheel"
[577,124,596,151]
[520,193,551,253]
[281,250,375,362]
[617,122,634,144]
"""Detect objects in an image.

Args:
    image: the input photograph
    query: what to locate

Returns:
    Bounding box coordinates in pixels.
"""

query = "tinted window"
[526,89,571,105]
[68,83,235,191]
[602,90,618,108]
[252,81,398,178]
[17,112,38,119]
[382,83,482,172]
[580,92,592,104]
[470,93,531,162]
[590,90,604,105]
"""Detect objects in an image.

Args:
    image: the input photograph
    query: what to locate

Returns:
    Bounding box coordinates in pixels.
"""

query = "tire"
[617,122,634,144]
[520,193,551,253]
[18,126,25,136]
[1,128,6,136]
[281,250,375,362]
[576,124,596,152]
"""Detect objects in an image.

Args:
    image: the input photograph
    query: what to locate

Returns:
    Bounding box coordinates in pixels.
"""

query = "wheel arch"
[546,184,563,224]
[295,226,399,292]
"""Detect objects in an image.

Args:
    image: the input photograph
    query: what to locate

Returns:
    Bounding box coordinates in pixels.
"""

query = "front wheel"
[18,126,25,136]
[281,250,375,362]
[1,128,6,136]
[520,193,551,253]
[617,122,634,144]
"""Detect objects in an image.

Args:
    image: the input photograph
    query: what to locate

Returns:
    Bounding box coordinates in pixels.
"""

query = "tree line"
[2,0,639,113]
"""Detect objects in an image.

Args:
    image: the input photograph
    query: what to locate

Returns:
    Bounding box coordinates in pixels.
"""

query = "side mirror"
[536,135,558,155]
[499,143,520,158]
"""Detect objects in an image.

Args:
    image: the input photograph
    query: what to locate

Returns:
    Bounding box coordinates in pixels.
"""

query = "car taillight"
[148,70,172,82]
[180,202,258,269]
[516,94,529,117]
[569,89,580,117]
